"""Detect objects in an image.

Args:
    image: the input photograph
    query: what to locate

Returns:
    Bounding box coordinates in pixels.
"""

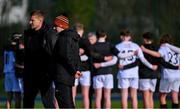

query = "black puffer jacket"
[53,29,81,86]
[24,23,57,82]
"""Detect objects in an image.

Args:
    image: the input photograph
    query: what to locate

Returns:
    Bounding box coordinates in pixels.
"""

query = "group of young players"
[73,24,180,109]
[2,20,180,109]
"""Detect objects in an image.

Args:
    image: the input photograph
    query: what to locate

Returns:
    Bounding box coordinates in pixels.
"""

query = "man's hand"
[104,56,113,61]
[75,71,82,78]
[134,50,138,56]
[79,48,85,56]
[93,63,101,69]
[118,64,124,69]
[152,65,158,71]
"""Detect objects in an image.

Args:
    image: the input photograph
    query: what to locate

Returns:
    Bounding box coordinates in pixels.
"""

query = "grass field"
[0,95,174,108]
[0,77,176,108]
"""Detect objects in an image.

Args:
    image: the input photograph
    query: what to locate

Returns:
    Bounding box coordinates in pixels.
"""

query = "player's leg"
[149,91,154,108]
[142,90,150,108]
[139,79,156,108]
[159,78,169,108]
[149,79,157,108]
[130,88,138,109]
[13,76,22,108]
[6,92,13,109]
[171,79,180,108]
[72,85,77,105]
[54,96,59,109]
[121,88,128,109]
[160,92,167,108]
[93,75,103,108]
[80,71,91,108]
[171,90,179,108]
[52,82,59,109]
[104,88,111,109]
[103,74,113,109]
[14,92,22,108]
[143,89,154,109]
[4,74,13,109]
[118,78,129,108]
[130,78,138,109]
[95,88,102,108]
[81,86,90,109]
[139,79,150,108]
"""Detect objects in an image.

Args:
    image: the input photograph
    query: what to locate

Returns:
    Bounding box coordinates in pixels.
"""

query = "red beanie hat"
[54,15,69,29]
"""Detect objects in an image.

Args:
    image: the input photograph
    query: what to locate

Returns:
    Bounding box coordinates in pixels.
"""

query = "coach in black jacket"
[23,10,56,108]
[53,15,82,108]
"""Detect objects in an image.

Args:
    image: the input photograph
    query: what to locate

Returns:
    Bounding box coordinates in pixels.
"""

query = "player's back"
[159,45,180,78]
[116,41,140,78]
[116,41,139,65]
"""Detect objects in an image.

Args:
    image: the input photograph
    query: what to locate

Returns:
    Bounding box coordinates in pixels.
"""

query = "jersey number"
[120,50,135,63]
[168,52,179,65]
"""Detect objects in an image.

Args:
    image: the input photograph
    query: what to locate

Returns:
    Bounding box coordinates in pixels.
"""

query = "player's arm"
[119,59,139,70]
[141,45,161,58]
[165,43,180,54]
[93,56,117,69]
[118,51,137,58]
[138,48,157,70]
[100,56,118,67]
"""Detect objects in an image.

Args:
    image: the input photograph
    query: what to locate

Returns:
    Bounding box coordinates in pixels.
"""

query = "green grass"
[75,99,173,108]
[0,99,174,108]
[0,77,175,108]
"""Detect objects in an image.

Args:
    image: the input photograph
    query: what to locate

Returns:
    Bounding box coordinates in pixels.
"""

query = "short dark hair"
[142,32,153,40]
[160,34,173,44]
[74,23,84,31]
[120,28,131,36]
[96,29,106,38]
[30,10,45,19]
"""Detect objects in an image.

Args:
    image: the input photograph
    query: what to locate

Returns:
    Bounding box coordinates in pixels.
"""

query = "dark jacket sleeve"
[44,28,57,56]
[55,31,80,75]
[65,33,77,74]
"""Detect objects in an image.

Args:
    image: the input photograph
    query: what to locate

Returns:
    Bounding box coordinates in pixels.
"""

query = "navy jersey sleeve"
[160,58,179,69]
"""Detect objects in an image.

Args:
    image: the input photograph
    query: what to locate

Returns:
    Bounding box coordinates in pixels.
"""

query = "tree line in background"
[0,0,180,71]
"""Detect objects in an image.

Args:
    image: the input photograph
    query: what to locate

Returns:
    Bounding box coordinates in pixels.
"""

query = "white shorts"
[118,78,138,89]
[93,74,113,89]
[74,71,91,86]
[139,79,157,92]
[159,78,180,93]
[4,74,22,92]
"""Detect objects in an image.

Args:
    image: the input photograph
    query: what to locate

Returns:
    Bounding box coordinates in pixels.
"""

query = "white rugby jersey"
[159,46,180,79]
[116,41,153,78]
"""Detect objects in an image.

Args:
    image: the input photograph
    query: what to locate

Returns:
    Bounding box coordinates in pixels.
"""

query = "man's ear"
[38,16,44,23]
